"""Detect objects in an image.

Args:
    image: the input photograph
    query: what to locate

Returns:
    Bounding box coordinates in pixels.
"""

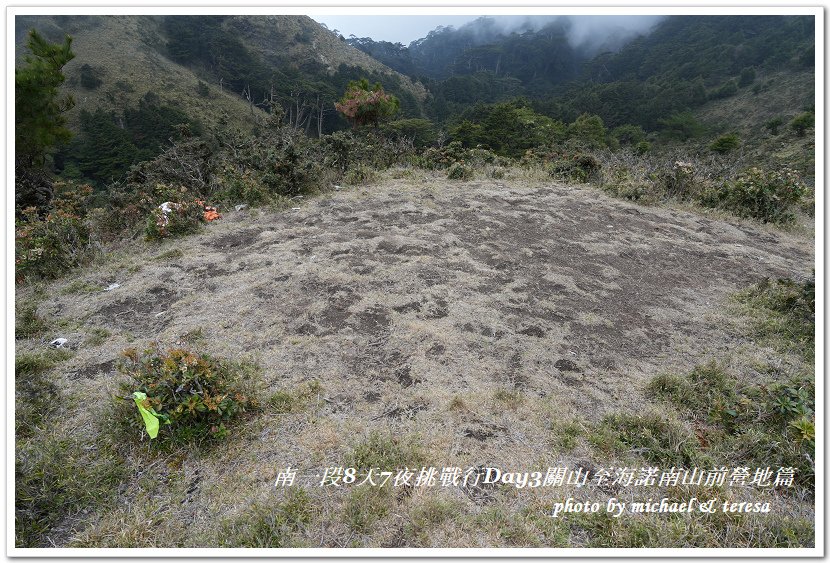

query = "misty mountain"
[349,15,813,129]
[348,16,663,82]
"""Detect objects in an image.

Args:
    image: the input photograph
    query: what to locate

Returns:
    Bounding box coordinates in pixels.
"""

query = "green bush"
[790,112,814,137]
[447,161,474,180]
[764,117,784,135]
[322,129,411,174]
[701,167,806,223]
[547,153,601,183]
[413,141,505,171]
[611,124,646,146]
[709,133,740,154]
[709,79,738,100]
[118,346,260,443]
[657,111,705,141]
[659,160,701,200]
[144,198,205,240]
[15,206,90,283]
[216,168,270,206]
[738,67,756,87]
[567,113,607,149]
[381,118,437,147]
[196,80,210,98]
[600,167,657,203]
[78,63,103,90]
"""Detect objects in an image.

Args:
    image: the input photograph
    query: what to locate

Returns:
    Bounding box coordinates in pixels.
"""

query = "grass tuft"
[221,488,312,547]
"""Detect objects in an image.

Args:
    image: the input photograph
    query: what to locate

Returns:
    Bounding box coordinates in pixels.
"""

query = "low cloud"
[453,15,667,54]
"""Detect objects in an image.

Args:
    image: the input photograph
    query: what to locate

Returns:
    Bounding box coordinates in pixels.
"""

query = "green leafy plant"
[701,167,806,223]
[546,153,601,183]
[15,206,90,283]
[144,198,205,240]
[764,117,784,135]
[709,133,740,154]
[117,346,260,443]
[335,78,400,129]
[447,161,473,180]
[790,112,814,137]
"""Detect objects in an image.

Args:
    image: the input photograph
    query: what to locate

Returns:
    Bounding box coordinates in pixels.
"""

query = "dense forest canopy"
[15,14,815,190]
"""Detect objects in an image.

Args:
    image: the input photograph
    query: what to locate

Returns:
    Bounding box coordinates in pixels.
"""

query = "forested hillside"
[350,15,814,131]
[14,15,426,187]
[14,14,817,549]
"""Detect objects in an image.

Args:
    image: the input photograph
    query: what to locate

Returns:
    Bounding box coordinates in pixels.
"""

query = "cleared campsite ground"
[17,170,815,547]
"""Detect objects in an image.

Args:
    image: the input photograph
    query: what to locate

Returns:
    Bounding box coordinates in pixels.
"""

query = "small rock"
[50,338,68,348]
[234,204,249,212]
[104,283,120,291]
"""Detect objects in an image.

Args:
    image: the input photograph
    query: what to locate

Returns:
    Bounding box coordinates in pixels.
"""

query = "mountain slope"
[15,15,429,184]
[15,15,426,133]
[15,15,263,135]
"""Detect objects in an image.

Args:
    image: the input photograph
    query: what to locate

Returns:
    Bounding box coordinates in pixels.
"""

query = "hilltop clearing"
[16,172,814,547]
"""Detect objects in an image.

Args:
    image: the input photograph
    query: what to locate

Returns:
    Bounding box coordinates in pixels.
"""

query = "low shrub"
[144,198,205,240]
[599,166,658,203]
[700,167,806,223]
[344,163,378,185]
[589,412,704,467]
[322,129,413,175]
[546,153,601,183]
[709,133,740,154]
[790,112,814,137]
[15,206,91,283]
[413,141,467,170]
[658,160,698,200]
[647,363,814,491]
[117,346,260,444]
[447,162,474,180]
[734,277,814,361]
[634,140,651,155]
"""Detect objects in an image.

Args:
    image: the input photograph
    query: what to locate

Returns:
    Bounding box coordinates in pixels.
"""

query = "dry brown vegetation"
[15,169,815,548]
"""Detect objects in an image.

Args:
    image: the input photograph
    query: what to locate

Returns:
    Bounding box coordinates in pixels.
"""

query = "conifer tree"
[15,29,75,169]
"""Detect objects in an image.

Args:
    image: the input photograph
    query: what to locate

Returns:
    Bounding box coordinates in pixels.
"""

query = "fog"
[312,14,667,52]
[453,15,667,54]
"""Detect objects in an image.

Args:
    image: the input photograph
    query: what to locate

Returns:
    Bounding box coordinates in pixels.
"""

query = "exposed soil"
[31,173,814,547]
[53,174,814,425]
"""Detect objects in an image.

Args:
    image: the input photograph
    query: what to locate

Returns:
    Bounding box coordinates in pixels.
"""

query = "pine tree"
[15,29,75,169]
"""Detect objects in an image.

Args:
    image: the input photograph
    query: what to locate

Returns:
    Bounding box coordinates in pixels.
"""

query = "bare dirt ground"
[23,172,815,547]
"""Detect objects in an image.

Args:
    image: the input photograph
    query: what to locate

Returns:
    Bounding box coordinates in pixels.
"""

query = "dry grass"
[15,171,815,548]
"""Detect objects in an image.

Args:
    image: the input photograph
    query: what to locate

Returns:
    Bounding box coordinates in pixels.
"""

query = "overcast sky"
[311,15,481,45]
